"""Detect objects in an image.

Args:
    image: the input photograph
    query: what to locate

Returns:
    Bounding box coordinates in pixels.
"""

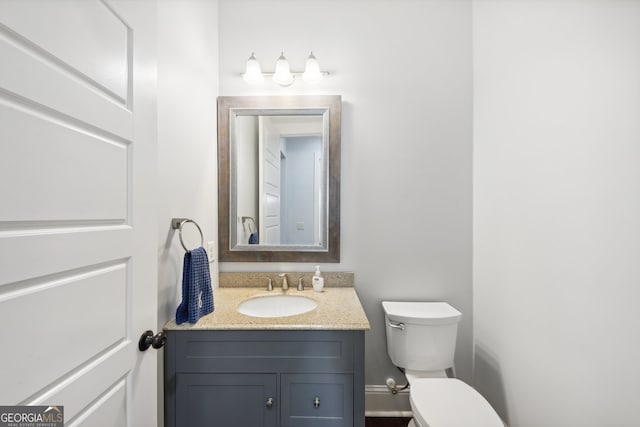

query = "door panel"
[0,102,128,222]
[26,343,130,423]
[69,379,127,427]
[0,263,127,403]
[0,1,157,425]
[0,34,131,136]
[259,117,282,244]
[0,0,129,102]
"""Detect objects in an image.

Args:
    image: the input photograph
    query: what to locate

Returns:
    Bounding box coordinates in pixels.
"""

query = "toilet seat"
[410,378,503,427]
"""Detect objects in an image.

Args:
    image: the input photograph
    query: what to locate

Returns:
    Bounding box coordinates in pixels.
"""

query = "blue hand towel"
[248,232,259,244]
[175,247,213,324]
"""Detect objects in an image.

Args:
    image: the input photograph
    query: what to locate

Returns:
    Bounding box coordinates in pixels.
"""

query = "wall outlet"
[206,241,215,262]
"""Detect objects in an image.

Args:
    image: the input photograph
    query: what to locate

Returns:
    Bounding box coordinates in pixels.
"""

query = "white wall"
[282,136,322,245]
[236,115,259,245]
[473,1,640,426]
[218,0,473,393]
[156,1,218,425]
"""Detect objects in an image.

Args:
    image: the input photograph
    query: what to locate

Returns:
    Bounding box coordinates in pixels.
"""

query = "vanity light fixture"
[242,52,264,84]
[272,51,294,86]
[302,52,323,83]
[241,51,329,86]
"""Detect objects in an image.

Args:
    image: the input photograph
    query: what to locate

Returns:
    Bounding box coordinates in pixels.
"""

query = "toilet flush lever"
[387,321,405,330]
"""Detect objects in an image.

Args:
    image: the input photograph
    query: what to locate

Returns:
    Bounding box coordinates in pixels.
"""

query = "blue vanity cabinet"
[164,329,365,427]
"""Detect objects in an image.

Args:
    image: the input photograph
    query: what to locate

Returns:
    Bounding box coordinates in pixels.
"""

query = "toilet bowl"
[382,301,503,427]
[409,378,503,427]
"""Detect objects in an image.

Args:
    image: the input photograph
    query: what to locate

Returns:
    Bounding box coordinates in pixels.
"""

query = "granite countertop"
[163,286,370,331]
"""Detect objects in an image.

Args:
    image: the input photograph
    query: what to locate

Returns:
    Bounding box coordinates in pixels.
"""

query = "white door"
[258,117,282,244]
[0,1,158,426]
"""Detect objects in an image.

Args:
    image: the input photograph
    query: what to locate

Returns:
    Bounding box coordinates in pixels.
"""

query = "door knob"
[314,396,320,408]
[138,330,166,351]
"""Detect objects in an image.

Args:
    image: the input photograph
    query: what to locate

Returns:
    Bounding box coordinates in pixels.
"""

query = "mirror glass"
[235,114,324,247]
[218,96,341,262]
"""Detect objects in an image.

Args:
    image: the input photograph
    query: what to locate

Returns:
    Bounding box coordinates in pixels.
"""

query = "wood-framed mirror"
[218,95,341,262]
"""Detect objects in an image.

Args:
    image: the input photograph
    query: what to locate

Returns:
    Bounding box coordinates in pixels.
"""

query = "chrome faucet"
[279,273,289,291]
[262,276,273,291]
[297,276,304,291]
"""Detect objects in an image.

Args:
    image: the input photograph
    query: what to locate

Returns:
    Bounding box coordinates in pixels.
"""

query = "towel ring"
[171,218,204,252]
[241,216,257,234]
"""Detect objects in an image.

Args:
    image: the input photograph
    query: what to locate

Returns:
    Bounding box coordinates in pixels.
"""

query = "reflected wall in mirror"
[218,95,341,262]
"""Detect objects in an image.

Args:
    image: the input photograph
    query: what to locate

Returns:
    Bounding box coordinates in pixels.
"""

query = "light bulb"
[243,52,263,84]
[272,51,294,86]
[302,52,323,83]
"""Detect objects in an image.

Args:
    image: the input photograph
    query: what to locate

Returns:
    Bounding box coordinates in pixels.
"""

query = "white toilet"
[382,301,503,427]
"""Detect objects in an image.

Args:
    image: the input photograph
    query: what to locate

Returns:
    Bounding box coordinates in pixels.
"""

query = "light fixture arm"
[240,70,330,78]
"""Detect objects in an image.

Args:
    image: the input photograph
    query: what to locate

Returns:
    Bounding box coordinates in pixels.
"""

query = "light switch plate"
[206,241,215,262]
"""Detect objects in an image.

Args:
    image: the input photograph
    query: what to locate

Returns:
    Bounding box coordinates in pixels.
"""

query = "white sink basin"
[238,295,318,318]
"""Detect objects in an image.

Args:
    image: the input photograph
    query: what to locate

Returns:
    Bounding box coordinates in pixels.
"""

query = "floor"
[365,417,412,427]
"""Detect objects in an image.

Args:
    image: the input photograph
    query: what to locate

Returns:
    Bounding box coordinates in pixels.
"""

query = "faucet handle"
[297,276,304,291]
[278,273,289,290]
[262,276,273,291]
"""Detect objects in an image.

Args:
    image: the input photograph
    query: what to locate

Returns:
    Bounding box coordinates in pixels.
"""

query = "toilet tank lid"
[382,301,461,325]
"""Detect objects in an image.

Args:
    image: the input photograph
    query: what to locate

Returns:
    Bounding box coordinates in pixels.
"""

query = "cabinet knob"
[314,396,320,408]
[265,397,274,408]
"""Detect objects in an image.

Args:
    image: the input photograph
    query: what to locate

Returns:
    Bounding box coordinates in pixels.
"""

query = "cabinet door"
[176,373,277,427]
[281,373,354,427]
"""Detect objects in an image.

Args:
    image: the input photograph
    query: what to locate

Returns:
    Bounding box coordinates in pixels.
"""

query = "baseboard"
[364,385,412,418]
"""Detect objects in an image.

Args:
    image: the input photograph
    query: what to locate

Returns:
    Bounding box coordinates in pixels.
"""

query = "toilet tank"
[382,301,462,372]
